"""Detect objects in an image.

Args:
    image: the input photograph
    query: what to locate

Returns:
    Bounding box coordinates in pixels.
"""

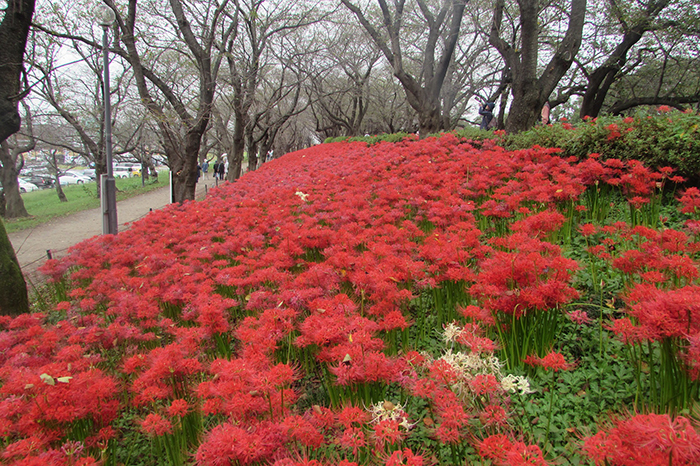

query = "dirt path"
[8,178,215,282]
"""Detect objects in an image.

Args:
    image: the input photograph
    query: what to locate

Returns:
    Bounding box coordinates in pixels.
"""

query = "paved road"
[8,178,214,282]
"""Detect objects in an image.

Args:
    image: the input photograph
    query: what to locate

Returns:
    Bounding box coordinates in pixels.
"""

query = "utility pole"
[98,5,118,235]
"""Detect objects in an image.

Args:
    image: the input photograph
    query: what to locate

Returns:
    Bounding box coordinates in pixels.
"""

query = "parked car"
[113,163,140,178]
[21,175,55,189]
[59,173,92,185]
[18,179,39,193]
[81,169,97,179]
[67,169,96,180]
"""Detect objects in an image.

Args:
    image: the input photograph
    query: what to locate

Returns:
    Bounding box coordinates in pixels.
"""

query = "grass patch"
[4,174,169,233]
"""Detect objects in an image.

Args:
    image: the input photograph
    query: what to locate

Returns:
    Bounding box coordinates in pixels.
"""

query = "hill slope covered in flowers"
[2,134,700,465]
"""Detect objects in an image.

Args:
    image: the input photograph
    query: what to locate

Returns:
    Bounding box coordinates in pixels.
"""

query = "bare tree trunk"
[229,109,246,181]
[246,133,258,174]
[579,0,670,119]
[102,0,229,203]
[0,0,34,315]
[490,0,586,133]
[169,129,202,201]
[0,0,35,142]
[0,217,28,315]
[0,142,29,218]
[48,150,67,202]
[341,0,468,137]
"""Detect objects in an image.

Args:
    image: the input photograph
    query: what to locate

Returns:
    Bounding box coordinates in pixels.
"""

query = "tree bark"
[341,0,468,137]
[104,0,228,202]
[0,0,35,315]
[0,217,28,315]
[578,0,671,118]
[0,142,29,218]
[48,150,67,202]
[608,94,700,114]
[0,0,35,142]
[490,0,586,133]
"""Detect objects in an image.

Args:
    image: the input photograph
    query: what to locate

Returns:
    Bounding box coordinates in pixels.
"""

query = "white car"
[18,179,39,192]
[68,169,96,180]
[113,164,140,178]
[59,173,92,185]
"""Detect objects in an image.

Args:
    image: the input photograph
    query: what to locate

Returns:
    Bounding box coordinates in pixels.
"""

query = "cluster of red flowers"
[0,133,694,463]
[523,351,573,372]
[579,220,700,381]
[583,413,700,465]
[479,434,549,466]
[0,314,118,464]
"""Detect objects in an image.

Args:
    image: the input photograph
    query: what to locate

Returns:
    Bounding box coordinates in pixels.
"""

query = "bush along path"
[2,133,700,465]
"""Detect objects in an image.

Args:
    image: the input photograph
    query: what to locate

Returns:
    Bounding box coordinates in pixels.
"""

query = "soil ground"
[8,177,217,284]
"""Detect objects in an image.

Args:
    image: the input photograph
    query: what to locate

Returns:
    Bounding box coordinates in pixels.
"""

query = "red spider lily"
[373,419,404,446]
[567,309,592,325]
[523,352,573,372]
[13,128,694,463]
[337,426,366,456]
[469,373,502,396]
[459,305,496,326]
[455,323,499,353]
[605,123,621,141]
[580,223,597,237]
[678,187,700,214]
[337,405,370,428]
[478,433,513,463]
[505,442,550,466]
[619,284,700,342]
[479,404,509,428]
[167,399,189,418]
[282,415,324,448]
[471,234,579,316]
[479,435,550,465]
[128,342,204,405]
[330,350,407,386]
[582,413,700,466]
[510,210,566,238]
[198,358,298,422]
[196,421,285,465]
[309,405,335,430]
[0,365,118,443]
[684,333,700,380]
[140,413,173,436]
[385,447,424,466]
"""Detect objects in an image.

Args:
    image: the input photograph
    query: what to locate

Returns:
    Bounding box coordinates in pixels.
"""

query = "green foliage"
[323,132,412,145]
[501,110,700,180]
[451,110,700,181]
[515,320,638,463]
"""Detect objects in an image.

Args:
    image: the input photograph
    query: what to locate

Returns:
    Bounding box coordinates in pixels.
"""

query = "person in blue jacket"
[479,102,496,130]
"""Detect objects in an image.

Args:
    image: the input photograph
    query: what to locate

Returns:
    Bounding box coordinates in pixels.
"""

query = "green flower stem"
[545,369,556,442]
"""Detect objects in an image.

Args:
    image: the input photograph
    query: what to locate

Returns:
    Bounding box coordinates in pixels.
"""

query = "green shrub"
[326,110,700,181]
[499,110,700,180]
[323,132,412,145]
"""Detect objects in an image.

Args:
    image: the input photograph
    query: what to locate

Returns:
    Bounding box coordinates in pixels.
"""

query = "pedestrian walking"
[217,161,226,180]
[202,160,209,177]
[212,161,220,180]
